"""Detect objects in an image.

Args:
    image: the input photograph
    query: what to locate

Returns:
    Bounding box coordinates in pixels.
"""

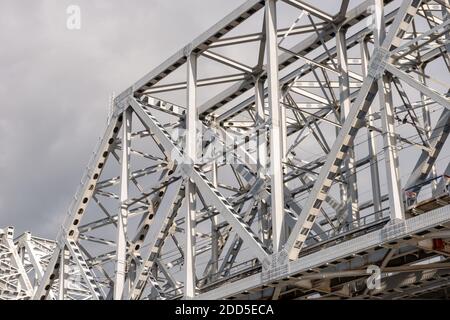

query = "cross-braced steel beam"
[4,0,450,300]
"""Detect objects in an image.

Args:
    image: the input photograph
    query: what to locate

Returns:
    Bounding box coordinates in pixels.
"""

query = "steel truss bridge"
[2,0,450,300]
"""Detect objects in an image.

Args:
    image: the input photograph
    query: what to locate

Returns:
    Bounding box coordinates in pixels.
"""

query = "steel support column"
[374,0,404,220]
[255,76,271,246]
[379,75,405,220]
[209,154,219,281]
[114,108,132,299]
[58,247,67,300]
[337,27,359,227]
[184,52,198,299]
[419,65,438,194]
[265,0,285,252]
[361,38,383,216]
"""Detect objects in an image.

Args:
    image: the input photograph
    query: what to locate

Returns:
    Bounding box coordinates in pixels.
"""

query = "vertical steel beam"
[114,108,132,299]
[379,76,404,220]
[337,28,359,227]
[256,77,267,178]
[419,64,437,194]
[184,52,198,299]
[255,76,271,246]
[58,247,66,300]
[374,0,404,220]
[210,156,219,281]
[443,1,450,62]
[360,39,382,216]
[281,96,288,158]
[265,0,285,252]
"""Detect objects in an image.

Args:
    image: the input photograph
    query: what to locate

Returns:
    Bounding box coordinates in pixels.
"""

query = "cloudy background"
[0,0,245,238]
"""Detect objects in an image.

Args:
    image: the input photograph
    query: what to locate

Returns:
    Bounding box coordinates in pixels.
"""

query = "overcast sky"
[0,0,246,238]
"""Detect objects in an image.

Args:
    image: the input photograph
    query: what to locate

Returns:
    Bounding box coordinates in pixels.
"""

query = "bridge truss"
[3,0,450,300]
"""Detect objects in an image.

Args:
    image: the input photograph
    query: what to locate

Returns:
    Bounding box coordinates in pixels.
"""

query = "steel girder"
[0,227,32,300]
[5,0,449,300]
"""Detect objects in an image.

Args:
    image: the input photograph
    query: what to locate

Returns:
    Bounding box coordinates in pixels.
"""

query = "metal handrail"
[404,174,450,208]
[307,207,391,242]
